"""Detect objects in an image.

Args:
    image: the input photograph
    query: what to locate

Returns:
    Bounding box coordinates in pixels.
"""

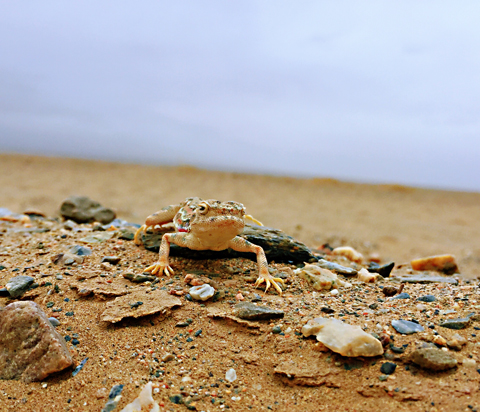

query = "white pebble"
[225,368,237,382]
[189,284,215,301]
[330,289,339,296]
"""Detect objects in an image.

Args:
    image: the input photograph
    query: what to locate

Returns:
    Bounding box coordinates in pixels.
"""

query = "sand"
[0,153,480,411]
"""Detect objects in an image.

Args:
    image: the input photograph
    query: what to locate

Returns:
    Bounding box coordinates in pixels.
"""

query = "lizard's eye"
[198,203,209,214]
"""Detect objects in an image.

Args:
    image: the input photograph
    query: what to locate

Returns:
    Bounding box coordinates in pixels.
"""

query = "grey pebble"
[439,317,471,330]
[234,302,284,320]
[48,317,60,327]
[416,295,437,302]
[5,275,35,298]
[391,319,424,334]
[391,293,410,300]
[410,347,457,371]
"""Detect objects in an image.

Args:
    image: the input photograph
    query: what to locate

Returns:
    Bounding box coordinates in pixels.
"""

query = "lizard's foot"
[134,224,147,245]
[254,272,285,295]
[145,261,174,276]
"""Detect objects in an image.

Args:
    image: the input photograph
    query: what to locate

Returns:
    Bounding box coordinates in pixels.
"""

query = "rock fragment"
[382,284,404,297]
[189,284,215,301]
[302,317,383,357]
[357,268,378,283]
[0,301,73,382]
[439,317,471,330]
[5,275,35,298]
[368,261,395,277]
[332,246,363,263]
[60,195,116,224]
[410,347,457,371]
[101,385,124,412]
[411,254,459,275]
[123,273,157,283]
[416,294,437,302]
[101,289,182,323]
[233,302,284,320]
[119,382,159,412]
[316,259,358,276]
[391,319,424,334]
[295,264,351,290]
[392,274,458,284]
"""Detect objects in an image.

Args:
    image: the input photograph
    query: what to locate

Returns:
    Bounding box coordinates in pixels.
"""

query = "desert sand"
[0,153,479,411]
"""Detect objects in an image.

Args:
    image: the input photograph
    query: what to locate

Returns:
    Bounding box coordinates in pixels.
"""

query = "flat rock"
[123,273,157,283]
[233,302,284,320]
[274,360,335,387]
[60,195,116,224]
[411,254,459,275]
[139,224,316,264]
[72,281,130,299]
[391,274,458,285]
[302,317,383,357]
[101,289,182,323]
[439,317,471,330]
[410,347,457,371]
[5,275,35,298]
[0,301,73,382]
[316,259,358,276]
[391,319,424,334]
[416,294,437,302]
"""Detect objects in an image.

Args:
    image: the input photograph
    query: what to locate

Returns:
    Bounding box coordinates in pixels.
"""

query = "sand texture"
[0,153,480,411]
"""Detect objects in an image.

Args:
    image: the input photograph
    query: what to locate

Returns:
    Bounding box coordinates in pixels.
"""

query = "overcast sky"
[1,1,479,191]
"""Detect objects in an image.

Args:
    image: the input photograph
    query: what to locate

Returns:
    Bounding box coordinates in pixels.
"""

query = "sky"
[0,1,479,191]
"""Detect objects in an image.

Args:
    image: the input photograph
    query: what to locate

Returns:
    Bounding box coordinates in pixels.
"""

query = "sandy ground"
[1,153,480,412]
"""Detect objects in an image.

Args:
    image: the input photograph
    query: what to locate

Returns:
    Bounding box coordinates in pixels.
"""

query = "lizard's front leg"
[228,236,285,295]
[134,204,181,245]
[145,233,177,276]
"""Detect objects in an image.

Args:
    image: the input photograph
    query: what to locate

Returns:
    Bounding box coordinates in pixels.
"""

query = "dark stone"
[390,344,405,354]
[391,319,424,334]
[194,329,202,337]
[60,196,115,224]
[5,275,35,298]
[101,256,121,265]
[316,259,358,276]
[233,302,284,320]
[272,326,282,334]
[439,317,471,330]
[251,293,262,302]
[380,362,397,375]
[321,306,335,314]
[369,303,378,310]
[410,347,457,371]
[416,295,437,302]
[139,224,316,264]
[391,293,410,300]
[169,394,183,404]
[0,288,9,297]
[368,261,395,277]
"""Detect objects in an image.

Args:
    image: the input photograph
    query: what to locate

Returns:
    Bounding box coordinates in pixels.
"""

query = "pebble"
[447,333,467,350]
[51,252,83,266]
[225,368,237,382]
[69,245,92,256]
[48,317,61,327]
[393,274,458,284]
[302,317,383,357]
[316,259,358,276]
[382,284,404,297]
[123,273,157,283]
[391,319,424,334]
[101,384,124,412]
[439,317,471,330]
[251,293,262,302]
[272,325,282,334]
[101,256,121,265]
[416,294,437,302]
[332,246,363,263]
[357,268,378,283]
[380,362,397,375]
[411,254,459,275]
[5,275,35,298]
[233,302,284,320]
[72,357,88,377]
[189,284,215,301]
[410,347,457,371]
[368,261,395,277]
[295,265,343,291]
[391,292,410,300]
[60,195,116,224]
[162,353,175,362]
[120,382,159,411]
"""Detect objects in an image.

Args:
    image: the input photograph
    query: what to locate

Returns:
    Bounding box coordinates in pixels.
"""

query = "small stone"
[382,284,404,297]
[51,252,83,266]
[189,284,215,301]
[72,357,88,376]
[121,382,159,410]
[295,264,351,290]
[447,333,467,350]
[233,302,284,320]
[123,273,157,283]
[169,394,183,404]
[65,311,74,317]
[0,288,9,297]
[410,347,457,371]
[321,306,335,314]
[302,317,383,357]
[251,293,262,302]
[416,295,437,302]
[391,319,424,334]
[101,384,124,412]
[60,195,116,224]
[394,274,458,284]
[332,246,363,263]
[101,256,121,265]
[391,292,410,300]
[272,325,282,334]
[380,362,397,375]
[439,317,471,330]
[368,261,395,277]
[378,375,388,381]
[225,368,237,382]
[411,254,459,275]
[5,275,35,298]
[162,353,175,362]
[316,259,358,276]
[357,268,378,283]
[48,317,60,327]
[69,245,92,256]
[0,301,73,382]
[79,232,115,244]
